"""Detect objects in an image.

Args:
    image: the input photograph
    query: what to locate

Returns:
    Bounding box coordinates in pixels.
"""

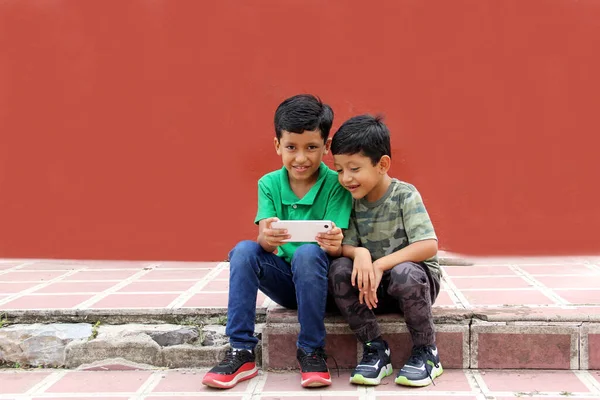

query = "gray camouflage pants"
[328,257,440,347]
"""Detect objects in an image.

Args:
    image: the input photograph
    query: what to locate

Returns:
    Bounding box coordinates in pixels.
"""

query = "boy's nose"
[295,152,307,163]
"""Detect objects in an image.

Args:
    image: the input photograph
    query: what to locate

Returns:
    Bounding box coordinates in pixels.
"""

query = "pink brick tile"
[156,261,219,269]
[139,269,210,280]
[265,333,297,369]
[183,292,266,308]
[33,398,129,400]
[117,280,196,292]
[451,276,532,290]
[443,265,515,276]
[452,276,533,289]
[480,370,590,392]
[554,290,600,304]
[372,369,471,392]
[495,398,590,400]
[147,397,243,400]
[82,261,149,269]
[0,270,67,282]
[64,270,139,281]
[32,281,118,294]
[152,370,250,393]
[589,333,600,369]
[45,371,152,393]
[0,262,23,270]
[434,290,455,306]
[589,370,600,386]
[476,333,572,369]
[18,262,85,270]
[0,282,40,294]
[263,370,356,391]
[0,371,52,394]
[0,294,92,309]
[216,269,230,279]
[262,397,357,400]
[535,275,600,289]
[520,263,598,275]
[461,289,555,305]
[202,279,230,291]
[90,293,180,308]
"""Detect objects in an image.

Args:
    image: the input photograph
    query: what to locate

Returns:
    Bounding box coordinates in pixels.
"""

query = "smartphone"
[270,220,333,242]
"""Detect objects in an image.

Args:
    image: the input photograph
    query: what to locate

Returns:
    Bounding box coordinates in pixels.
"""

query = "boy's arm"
[255,179,289,252]
[319,182,353,257]
[374,186,438,271]
[372,239,438,272]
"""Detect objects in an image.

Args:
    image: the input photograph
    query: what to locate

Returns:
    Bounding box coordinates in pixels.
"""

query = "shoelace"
[299,349,340,377]
[408,346,438,386]
[219,349,244,367]
[360,344,380,365]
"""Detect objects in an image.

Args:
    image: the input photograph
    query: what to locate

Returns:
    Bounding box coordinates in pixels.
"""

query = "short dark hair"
[274,94,334,141]
[331,114,391,165]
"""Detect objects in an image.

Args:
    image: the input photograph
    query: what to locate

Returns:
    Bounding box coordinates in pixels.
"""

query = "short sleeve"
[342,209,360,247]
[323,182,352,230]
[254,179,276,224]
[402,188,437,244]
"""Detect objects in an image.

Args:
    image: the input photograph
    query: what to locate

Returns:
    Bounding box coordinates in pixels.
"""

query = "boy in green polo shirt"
[202,94,352,389]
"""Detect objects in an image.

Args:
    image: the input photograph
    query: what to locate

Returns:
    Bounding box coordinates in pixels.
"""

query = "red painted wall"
[1,0,599,261]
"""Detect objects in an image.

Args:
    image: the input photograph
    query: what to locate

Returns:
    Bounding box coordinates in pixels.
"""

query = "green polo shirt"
[254,162,352,263]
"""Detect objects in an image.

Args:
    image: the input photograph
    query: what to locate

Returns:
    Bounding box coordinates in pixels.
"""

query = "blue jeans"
[226,240,330,352]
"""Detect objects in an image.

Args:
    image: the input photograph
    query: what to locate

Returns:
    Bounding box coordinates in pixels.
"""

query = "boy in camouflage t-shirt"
[329,115,443,387]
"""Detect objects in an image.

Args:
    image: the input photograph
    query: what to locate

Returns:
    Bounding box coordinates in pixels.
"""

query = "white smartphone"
[270,220,333,242]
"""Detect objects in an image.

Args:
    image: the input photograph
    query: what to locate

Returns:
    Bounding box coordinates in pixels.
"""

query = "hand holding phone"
[270,220,333,242]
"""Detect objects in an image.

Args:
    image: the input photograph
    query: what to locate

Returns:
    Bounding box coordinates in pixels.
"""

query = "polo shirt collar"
[280,162,328,205]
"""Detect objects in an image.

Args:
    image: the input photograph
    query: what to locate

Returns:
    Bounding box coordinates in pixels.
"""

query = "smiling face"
[333,152,391,202]
[275,129,331,184]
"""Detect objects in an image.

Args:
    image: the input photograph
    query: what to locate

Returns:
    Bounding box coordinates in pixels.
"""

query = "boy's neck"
[365,174,393,203]
[289,170,319,199]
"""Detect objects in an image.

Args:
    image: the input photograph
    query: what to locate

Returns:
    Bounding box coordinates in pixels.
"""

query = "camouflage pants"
[328,257,440,347]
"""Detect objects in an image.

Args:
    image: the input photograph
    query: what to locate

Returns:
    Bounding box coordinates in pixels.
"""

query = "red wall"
[1,0,599,261]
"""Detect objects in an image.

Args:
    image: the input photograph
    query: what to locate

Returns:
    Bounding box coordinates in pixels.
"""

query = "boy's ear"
[323,138,332,154]
[274,137,282,155]
[378,155,391,174]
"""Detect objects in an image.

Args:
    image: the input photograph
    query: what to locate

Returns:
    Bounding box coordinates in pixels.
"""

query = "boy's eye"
[286,146,295,150]
[308,146,318,150]
[335,169,342,173]
[351,167,360,172]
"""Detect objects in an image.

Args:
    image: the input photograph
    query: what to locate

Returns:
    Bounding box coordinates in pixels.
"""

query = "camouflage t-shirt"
[342,178,441,278]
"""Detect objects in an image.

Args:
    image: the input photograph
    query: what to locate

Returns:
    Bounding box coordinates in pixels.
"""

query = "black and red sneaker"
[202,348,258,389]
[296,348,332,388]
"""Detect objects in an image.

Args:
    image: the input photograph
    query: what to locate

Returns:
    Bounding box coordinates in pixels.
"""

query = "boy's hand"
[351,250,374,294]
[363,263,384,309]
[316,222,343,253]
[261,217,290,247]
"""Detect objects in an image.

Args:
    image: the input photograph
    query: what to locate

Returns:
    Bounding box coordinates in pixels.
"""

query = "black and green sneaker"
[349,340,393,385]
[395,345,443,387]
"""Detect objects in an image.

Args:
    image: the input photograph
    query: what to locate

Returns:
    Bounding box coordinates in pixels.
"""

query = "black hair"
[331,114,391,165]
[274,94,334,141]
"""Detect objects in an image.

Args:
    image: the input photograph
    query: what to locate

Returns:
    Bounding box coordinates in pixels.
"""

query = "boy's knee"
[328,257,353,294]
[293,243,327,264]
[389,262,428,291]
[329,257,353,280]
[229,240,263,262]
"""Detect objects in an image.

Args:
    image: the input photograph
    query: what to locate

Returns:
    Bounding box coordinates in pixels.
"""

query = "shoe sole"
[202,367,258,389]
[395,364,444,387]
[301,374,332,388]
[350,363,393,385]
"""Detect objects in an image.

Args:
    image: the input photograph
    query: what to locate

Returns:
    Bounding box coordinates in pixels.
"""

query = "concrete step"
[264,306,600,370]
